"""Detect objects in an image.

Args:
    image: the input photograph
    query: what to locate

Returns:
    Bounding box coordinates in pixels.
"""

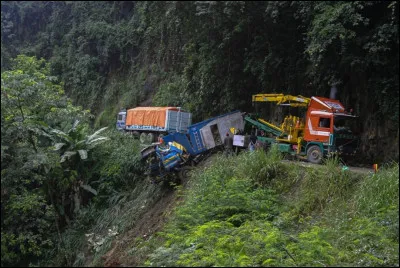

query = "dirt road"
[281,159,375,175]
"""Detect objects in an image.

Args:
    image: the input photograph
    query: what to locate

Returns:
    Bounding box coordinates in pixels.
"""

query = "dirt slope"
[101,185,177,267]
[101,163,207,266]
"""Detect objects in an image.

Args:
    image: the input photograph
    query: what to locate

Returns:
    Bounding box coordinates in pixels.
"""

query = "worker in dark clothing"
[249,127,257,152]
[224,132,234,156]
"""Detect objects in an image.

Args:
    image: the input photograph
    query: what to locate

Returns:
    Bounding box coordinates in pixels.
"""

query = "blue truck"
[140,110,244,181]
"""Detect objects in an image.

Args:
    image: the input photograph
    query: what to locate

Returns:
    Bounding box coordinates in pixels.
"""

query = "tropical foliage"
[1,55,106,266]
[1,1,398,161]
[1,1,398,267]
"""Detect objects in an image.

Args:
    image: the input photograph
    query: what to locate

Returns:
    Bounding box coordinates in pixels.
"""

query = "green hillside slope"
[79,146,399,267]
[139,148,399,267]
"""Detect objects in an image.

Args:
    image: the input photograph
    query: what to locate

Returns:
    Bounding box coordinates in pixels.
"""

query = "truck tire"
[307,145,323,164]
[178,166,193,181]
[147,133,155,143]
[140,132,147,144]
[132,131,140,138]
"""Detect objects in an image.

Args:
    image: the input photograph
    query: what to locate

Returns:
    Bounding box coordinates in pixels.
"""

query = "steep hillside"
[1,2,398,267]
[92,149,398,267]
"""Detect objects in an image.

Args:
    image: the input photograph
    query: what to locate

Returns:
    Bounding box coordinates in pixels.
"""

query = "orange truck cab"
[302,97,359,163]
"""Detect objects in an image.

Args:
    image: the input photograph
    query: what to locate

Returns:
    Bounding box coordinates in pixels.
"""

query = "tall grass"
[85,172,173,266]
[233,144,285,187]
[50,139,399,267]
[289,161,399,267]
[141,148,399,267]
[145,147,293,266]
[355,162,399,217]
[290,155,361,215]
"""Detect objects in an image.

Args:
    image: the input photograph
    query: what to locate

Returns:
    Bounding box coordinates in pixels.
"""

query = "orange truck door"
[304,113,332,143]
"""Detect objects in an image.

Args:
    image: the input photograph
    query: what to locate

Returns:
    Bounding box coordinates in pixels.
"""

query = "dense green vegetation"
[1,55,93,265]
[1,1,398,162]
[1,55,148,266]
[1,1,399,267]
[140,148,398,267]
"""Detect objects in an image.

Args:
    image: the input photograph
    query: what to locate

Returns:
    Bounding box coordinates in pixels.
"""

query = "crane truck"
[116,107,192,144]
[243,93,359,164]
[140,110,244,181]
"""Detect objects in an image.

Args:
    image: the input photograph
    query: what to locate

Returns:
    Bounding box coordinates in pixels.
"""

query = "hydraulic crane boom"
[249,93,309,145]
[252,93,311,107]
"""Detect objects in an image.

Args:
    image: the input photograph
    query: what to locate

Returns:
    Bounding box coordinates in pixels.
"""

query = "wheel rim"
[310,150,320,161]
[308,146,322,163]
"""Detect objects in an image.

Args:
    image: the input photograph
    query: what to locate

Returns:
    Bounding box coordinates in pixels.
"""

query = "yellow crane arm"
[252,93,310,107]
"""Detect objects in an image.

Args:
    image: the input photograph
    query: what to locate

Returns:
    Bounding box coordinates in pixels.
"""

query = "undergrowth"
[140,146,399,267]
[46,143,399,267]
[42,130,173,267]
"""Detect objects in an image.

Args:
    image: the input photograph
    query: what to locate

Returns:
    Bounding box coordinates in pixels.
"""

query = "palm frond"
[51,129,73,142]
[87,127,108,142]
[87,137,110,149]
[77,149,88,160]
[70,120,80,132]
[80,184,98,195]
[60,151,77,162]
[53,142,66,151]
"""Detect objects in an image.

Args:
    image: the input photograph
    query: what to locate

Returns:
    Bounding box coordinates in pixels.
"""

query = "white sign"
[233,135,245,147]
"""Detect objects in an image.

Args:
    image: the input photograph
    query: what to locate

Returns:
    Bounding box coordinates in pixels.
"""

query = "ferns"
[143,149,399,267]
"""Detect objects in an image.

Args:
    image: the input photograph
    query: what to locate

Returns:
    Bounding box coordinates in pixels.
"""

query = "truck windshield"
[333,115,358,133]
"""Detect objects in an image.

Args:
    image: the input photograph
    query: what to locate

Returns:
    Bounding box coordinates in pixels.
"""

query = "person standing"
[224,132,233,156]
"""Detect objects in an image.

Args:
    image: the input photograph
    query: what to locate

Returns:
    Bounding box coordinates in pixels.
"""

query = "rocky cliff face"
[361,117,399,163]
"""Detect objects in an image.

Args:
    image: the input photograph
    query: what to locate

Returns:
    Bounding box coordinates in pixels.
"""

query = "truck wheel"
[132,131,140,138]
[178,166,193,181]
[307,145,323,164]
[140,132,147,144]
[147,133,155,143]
